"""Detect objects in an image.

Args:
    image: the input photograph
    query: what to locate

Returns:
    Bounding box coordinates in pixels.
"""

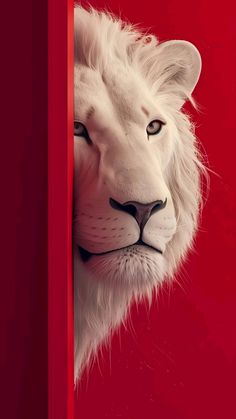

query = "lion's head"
[73,6,206,384]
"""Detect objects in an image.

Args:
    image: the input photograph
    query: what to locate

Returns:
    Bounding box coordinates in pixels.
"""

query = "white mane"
[75,7,198,105]
[74,5,208,386]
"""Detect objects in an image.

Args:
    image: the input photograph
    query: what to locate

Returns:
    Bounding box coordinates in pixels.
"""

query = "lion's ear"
[153,40,202,107]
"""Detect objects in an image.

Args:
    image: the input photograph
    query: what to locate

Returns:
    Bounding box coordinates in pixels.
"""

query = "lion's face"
[73,29,203,291]
[74,64,180,286]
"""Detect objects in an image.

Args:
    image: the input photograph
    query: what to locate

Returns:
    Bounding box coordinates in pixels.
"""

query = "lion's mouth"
[78,239,163,262]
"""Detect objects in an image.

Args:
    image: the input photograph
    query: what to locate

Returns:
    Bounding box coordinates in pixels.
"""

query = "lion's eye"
[146,120,164,136]
[74,121,87,137]
[74,121,92,143]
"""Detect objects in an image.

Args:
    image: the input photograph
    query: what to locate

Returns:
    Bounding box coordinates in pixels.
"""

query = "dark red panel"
[75,1,236,419]
[0,2,48,419]
[48,1,74,419]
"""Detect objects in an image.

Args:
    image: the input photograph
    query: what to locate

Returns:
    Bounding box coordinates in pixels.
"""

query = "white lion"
[73,6,206,385]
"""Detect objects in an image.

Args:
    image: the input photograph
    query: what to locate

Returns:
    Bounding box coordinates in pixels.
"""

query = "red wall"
[75,1,236,418]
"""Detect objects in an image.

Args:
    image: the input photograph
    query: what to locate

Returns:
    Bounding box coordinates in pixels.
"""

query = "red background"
[75,1,236,418]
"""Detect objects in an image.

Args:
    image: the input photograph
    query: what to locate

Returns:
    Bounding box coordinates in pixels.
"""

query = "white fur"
[73,6,207,386]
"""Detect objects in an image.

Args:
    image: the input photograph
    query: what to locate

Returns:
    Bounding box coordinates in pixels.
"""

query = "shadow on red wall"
[75,1,236,418]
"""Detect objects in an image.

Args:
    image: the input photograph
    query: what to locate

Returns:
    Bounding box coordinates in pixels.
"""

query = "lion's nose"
[109,197,167,229]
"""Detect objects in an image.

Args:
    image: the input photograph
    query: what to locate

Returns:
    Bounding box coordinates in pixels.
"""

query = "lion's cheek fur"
[73,245,167,384]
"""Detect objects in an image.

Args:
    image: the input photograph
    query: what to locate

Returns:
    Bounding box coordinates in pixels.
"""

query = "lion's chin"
[79,244,166,288]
